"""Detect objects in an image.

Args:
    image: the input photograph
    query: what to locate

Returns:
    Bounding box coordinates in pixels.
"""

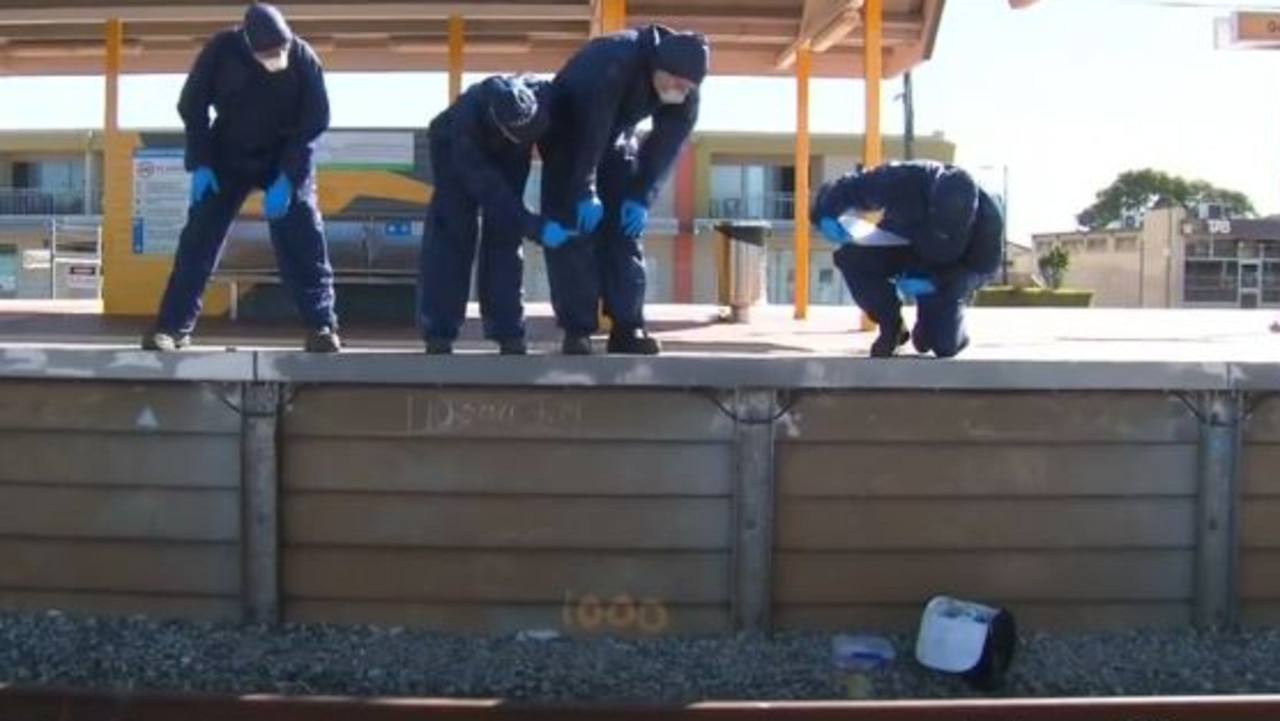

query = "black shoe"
[305,326,342,353]
[561,333,593,355]
[606,327,661,355]
[933,335,971,359]
[497,338,528,356]
[425,338,454,355]
[911,323,930,354]
[141,330,191,352]
[870,324,910,358]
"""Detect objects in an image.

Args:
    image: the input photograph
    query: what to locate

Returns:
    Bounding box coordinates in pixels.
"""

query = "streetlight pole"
[901,71,914,160]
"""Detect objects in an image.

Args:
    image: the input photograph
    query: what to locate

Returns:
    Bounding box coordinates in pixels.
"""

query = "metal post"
[731,389,776,633]
[82,139,94,215]
[1194,391,1241,631]
[1001,164,1009,285]
[241,382,281,625]
[48,220,57,300]
[902,71,914,161]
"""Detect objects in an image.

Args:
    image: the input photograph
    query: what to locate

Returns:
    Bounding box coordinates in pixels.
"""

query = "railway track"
[3,686,1280,721]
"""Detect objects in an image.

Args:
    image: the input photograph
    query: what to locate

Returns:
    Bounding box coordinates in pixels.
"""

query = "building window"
[1264,261,1280,301]
[1185,239,1211,258]
[1115,237,1138,253]
[1085,237,1108,252]
[1183,260,1238,303]
[0,246,16,298]
[708,162,796,219]
[3,157,86,215]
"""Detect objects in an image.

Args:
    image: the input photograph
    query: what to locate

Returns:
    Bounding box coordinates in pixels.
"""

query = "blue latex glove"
[818,217,853,246]
[575,194,605,235]
[894,275,937,299]
[263,174,293,220]
[541,220,571,249]
[190,166,219,206]
[620,199,649,239]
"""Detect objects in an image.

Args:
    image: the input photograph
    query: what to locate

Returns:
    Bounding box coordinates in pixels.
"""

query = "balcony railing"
[0,188,100,216]
[705,191,827,221]
[708,192,793,220]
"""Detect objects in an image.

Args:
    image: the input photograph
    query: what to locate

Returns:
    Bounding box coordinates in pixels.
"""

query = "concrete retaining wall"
[0,350,1271,635]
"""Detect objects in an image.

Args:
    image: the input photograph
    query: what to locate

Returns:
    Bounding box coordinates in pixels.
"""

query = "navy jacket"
[813,160,1003,282]
[543,25,699,218]
[178,29,330,185]
[429,76,550,241]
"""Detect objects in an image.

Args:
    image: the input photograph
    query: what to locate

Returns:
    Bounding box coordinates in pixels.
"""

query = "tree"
[1076,169,1255,230]
[1038,245,1070,290]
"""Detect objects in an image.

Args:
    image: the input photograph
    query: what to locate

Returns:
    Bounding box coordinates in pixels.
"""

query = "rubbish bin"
[714,220,771,323]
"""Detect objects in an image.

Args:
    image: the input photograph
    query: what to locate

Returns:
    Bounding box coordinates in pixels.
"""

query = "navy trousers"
[832,243,978,358]
[540,137,647,336]
[155,169,336,335]
[417,141,528,342]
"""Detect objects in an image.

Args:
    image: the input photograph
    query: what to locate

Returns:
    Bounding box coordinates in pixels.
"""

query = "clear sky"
[0,0,1276,243]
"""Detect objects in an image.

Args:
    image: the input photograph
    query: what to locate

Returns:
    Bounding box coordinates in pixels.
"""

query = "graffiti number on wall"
[562,591,669,634]
[412,396,583,433]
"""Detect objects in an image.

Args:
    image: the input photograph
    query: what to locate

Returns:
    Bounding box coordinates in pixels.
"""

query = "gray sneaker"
[141,330,191,351]
[305,327,342,353]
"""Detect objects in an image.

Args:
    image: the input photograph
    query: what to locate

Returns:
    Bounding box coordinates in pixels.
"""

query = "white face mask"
[658,87,688,105]
[258,51,289,73]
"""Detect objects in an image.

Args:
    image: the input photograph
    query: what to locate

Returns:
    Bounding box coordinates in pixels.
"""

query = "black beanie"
[244,3,293,52]
[489,76,545,144]
[656,32,710,85]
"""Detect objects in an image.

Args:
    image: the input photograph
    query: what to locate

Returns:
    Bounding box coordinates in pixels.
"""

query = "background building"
[0,128,958,319]
[1027,203,1280,309]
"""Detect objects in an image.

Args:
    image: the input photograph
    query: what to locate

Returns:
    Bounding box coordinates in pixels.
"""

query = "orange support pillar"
[593,0,626,330]
[863,0,883,169]
[101,18,127,314]
[794,44,812,320]
[859,0,884,331]
[599,0,626,34]
[448,15,464,102]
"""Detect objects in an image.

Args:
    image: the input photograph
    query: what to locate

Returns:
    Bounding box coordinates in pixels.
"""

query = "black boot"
[497,338,528,356]
[561,333,593,355]
[869,321,909,358]
[911,323,930,354]
[425,338,454,355]
[606,327,661,355]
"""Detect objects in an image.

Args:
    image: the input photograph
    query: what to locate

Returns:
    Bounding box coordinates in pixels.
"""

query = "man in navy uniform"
[538,25,710,355]
[418,74,562,355]
[812,160,1004,358]
[143,3,340,352]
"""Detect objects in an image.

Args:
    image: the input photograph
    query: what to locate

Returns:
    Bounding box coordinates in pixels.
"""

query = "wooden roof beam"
[775,0,863,70]
[0,3,590,25]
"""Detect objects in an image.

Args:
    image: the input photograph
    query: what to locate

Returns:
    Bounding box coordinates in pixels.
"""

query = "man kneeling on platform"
[811,160,1003,358]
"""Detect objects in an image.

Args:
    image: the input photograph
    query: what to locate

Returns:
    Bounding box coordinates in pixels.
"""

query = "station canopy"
[0,0,962,77]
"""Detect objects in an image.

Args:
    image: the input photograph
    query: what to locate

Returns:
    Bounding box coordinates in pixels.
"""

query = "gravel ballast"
[2,611,1279,701]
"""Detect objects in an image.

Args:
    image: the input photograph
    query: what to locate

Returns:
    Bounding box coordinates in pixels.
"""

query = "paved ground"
[1,299,1279,362]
